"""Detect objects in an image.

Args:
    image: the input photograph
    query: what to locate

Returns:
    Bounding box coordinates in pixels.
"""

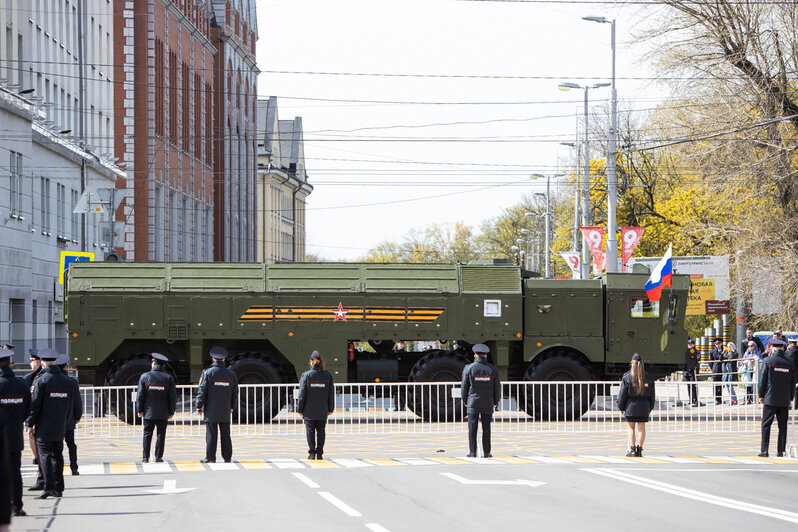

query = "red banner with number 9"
[621,227,645,272]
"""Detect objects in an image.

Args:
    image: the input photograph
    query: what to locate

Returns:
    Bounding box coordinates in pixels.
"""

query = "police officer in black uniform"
[684,339,699,406]
[708,338,725,405]
[297,350,335,460]
[758,338,797,457]
[0,349,30,516]
[195,346,238,463]
[57,354,80,475]
[26,349,83,499]
[136,353,177,463]
[461,343,501,458]
[22,348,41,467]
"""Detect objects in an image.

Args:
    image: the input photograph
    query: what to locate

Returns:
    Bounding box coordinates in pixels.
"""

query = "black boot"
[635,446,643,457]
[308,451,316,460]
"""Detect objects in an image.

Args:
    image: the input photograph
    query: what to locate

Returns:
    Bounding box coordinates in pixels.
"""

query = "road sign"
[59,251,95,285]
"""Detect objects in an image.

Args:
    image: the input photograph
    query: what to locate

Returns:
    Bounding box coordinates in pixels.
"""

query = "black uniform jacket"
[461,357,501,414]
[23,367,42,386]
[195,361,238,423]
[709,348,724,375]
[297,368,335,420]
[617,371,655,419]
[27,365,82,441]
[685,347,698,372]
[0,367,31,451]
[136,365,177,420]
[65,375,81,430]
[759,350,797,407]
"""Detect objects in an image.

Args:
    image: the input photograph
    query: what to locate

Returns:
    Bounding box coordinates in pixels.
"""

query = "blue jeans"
[722,373,737,400]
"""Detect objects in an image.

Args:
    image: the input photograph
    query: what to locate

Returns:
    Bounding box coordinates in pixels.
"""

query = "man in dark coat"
[57,355,80,475]
[22,349,42,467]
[708,338,725,405]
[741,327,764,357]
[136,353,177,463]
[0,349,30,516]
[684,339,699,406]
[26,349,83,499]
[461,343,501,458]
[758,339,797,457]
[195,346,238,463]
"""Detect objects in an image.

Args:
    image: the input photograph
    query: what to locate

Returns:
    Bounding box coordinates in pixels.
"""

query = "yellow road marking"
[427,457,472,465]
[612,456,670,464]
[681,456,737,464]
[108,462,138,474]
[363,458,407,467]
[237,460,271,470]
[492,456,539,464]
[173,460,205,472]
[303,459,341,468]
[738,455,788,464]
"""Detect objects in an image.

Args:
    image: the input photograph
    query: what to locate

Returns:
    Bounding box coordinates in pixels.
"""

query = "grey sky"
[256,0,665,261]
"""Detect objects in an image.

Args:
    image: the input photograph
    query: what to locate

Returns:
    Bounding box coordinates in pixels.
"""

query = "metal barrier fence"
[72,378,787,439]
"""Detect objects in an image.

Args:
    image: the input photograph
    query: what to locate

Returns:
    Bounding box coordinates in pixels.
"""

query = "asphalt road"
[11,461,798,532]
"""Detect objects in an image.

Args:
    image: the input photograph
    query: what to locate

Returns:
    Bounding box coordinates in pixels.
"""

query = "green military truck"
[65,261,689,422]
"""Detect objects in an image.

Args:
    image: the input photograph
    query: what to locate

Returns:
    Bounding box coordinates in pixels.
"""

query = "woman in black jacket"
[296,350,335,460]
[617,353,655,457]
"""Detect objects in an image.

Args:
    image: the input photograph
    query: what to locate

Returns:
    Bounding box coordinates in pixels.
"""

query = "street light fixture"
[558,81,610,279]
[583,15,619,272]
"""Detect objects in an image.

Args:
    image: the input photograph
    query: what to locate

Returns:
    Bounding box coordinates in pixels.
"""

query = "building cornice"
[160,0,218,55]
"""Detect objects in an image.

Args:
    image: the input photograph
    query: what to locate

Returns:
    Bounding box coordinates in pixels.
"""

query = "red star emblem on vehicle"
[332,303,349,322]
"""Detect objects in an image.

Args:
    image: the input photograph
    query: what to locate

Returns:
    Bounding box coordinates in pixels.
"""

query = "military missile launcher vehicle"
[65,261,689,422]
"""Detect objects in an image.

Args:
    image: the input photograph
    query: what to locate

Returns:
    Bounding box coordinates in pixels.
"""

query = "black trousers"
[683,371,697,404]
[143,419,168,460]
[712,374,723,403]
[761,405,789,454]
[0,436,10,526]
[10,448,22,511]
[304,419,327,455]
[204,422,232,462]
[36,439,65,493]
[65,427,78,472]
[467,411,493,455]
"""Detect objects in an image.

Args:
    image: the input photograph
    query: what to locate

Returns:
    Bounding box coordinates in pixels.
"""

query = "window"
[41,177,51,234]
[57,183,66,237]
[630,297,660,319]
[483,300,502,318]
[9,151,22,216]
[71,189,79,241]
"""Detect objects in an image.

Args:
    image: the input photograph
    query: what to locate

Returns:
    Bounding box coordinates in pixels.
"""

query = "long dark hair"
[630,359,645,395]
[311,357,325,371]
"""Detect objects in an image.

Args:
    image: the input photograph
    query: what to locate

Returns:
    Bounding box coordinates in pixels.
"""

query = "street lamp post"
[558,82,610,279]
[584,15,618,273]
[519,230,533,270]
[523,213,543,272]
[560,142,580,253]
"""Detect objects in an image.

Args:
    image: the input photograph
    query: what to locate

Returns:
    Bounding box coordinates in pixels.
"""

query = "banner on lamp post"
[580,226,605,276]
[560,252,582,279]
[621,227,646,272]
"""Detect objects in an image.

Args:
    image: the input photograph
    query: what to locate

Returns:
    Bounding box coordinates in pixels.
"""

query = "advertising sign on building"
[628,255,730,316]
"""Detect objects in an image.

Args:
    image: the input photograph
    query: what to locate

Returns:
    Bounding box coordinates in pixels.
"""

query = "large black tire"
[407,352,468,421]
[107,357,152,425]
[228,356,285,422]
[521,353,595,421]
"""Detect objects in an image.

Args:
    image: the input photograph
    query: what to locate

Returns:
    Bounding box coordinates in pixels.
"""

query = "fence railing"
[72,378,785,438]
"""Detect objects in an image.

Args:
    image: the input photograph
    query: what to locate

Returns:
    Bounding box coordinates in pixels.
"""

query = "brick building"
[114,0,257,262]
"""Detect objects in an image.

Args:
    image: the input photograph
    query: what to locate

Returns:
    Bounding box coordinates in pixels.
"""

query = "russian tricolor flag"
[644,244,673,302]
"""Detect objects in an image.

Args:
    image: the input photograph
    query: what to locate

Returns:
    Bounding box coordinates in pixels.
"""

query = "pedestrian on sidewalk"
[684,339,699,406]
[709,338,725,405]
[617,353,655,457]
[740,341,761,404]
[296,350,335,460]
[57,355,81,475]
[723,342,739,405]
[136,353,177,463]
[195,346,238,464]
[758,338,796,457]
[461,343,501,458]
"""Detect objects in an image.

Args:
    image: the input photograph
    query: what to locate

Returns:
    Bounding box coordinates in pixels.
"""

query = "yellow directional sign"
[59,251,95,285]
